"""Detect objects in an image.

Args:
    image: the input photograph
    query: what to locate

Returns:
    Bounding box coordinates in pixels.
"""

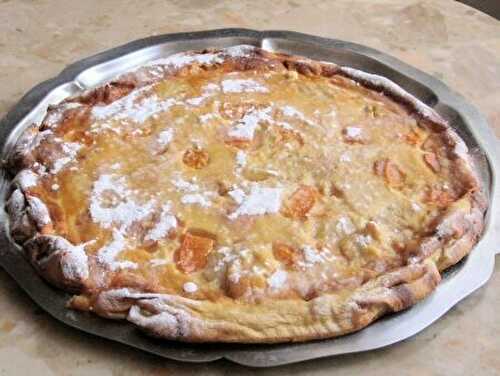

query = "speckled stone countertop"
[0,0,499,374]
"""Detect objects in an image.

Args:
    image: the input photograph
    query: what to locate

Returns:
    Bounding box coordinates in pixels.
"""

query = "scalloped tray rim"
[0,28,498,368]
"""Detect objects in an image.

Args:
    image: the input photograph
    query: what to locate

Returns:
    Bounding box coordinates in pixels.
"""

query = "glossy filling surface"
[26,66,466,302]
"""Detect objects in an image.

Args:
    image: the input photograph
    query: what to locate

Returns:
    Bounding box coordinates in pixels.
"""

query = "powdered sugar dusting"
[90,174,155,230]
[144,45,257,71]
[454,139,469,158]
[51,142,82,174]
[339,152,351,163]
[172,176,199,192]
[157,128,174,147]
[228,107,272,140]
[344,126,363,141]
[303,246,324,264]
[63,241,90,280]
[227,104,317,141]
[268,270,288,290]
[235,150,247,169]
[228,188,246,204]
[411,202,422,212]
[199,113,217,124]
[281,105,314,126]
[186,83,220,107]
[150,259,169,267]
[43,102,82,129]
[213,246,237,273]
[221,79,268,93]
[224,44,257,58]
[297,246,333,269]
[336,216,355,235]
[340,66,440,122]
[171,176,214,208]
[146,51,224,69]
[128,306,181,338]
[15,169,38,189]
[355,234,372,248]
[97,229,137,271]
[181,193,212,208]
[228,184,282,219]
[26,196,51,226]
[145,202,177,241]
[227,258,242,283]
[91,85,178,127]
[183,282,198,293]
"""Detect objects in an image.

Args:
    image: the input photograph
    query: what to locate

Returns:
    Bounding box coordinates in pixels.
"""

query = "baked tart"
[4,45,486,343]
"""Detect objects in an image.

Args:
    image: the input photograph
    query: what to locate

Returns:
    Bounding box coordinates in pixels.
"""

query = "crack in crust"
[2,45,487,343]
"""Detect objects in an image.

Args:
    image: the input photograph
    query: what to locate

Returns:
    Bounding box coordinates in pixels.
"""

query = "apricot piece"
[282,185,318,219]
[423,152,440,173]
[273,241,300,267]
[175,232,214,273]
[373,159,406,188]
[404,130,421,145]
[224,138,251,149]
[183,147,209,169]
[277,128,304,146]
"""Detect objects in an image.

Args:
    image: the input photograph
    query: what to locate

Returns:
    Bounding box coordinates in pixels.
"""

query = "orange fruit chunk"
[183,148,209,169]
[373,159,406,187]
[423,152,440,172]
[175,232,214,273]
[282,185,318,219]
[273,241,299,267]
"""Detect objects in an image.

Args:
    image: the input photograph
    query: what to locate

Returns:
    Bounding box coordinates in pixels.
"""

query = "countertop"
[0,0,499,374]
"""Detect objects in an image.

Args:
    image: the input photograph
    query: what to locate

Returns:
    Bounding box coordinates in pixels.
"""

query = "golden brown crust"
[3,45,486,343]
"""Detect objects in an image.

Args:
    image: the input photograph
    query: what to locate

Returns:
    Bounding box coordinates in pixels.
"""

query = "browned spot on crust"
[320,64,339,77]
[68,294,91,311]
[392,241,406,254]
[41,106,91,140]
[424,186,456,207]
[72,81,136,106]
[391,284,415,310]
[329,183,345,198]
[365,221,382,241]
[329,75,358,90]
[422,135,443,152]
[282,59,321,76]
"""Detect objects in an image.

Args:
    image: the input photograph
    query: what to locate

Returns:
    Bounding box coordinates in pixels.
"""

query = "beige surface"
[0,0,499,374]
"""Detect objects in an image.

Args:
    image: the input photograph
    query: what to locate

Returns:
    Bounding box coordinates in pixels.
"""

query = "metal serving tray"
[0,29,498,367]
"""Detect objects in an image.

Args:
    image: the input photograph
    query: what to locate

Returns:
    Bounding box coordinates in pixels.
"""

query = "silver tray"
[0,29,498,368]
